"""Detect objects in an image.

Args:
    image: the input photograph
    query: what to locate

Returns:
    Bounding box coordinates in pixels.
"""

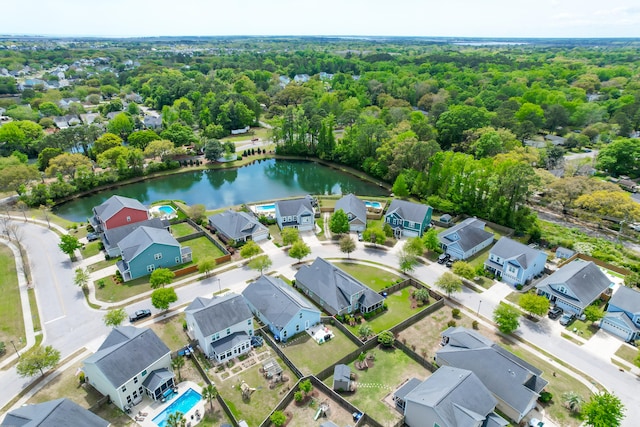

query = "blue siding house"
[242,275,321,343]
[484,237,547,286]
[116,226,192,281]
[438,218,494,260]
[275,197,315,231]
[601,286,640,342]
[384,199,433,238]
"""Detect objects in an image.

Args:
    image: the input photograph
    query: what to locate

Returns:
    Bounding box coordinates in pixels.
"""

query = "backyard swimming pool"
[365,201,382,209]
[150,205,178,220]
[152,388,201,427]
[255,203,275,212]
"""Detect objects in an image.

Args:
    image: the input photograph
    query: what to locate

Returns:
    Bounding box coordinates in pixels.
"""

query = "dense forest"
[2,37,640,240]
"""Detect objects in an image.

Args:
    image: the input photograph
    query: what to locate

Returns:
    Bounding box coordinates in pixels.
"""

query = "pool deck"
[130,381,205,427]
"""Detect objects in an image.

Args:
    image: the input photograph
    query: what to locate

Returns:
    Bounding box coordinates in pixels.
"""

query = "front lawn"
[268,224,283,246]
[331,262,401,292]
[325,345,430,426]
[566,319,597,340]
[615,343,638,365]
[182,236,225,263]
[170,222,198,238]
[88,257,119,273]
[94,275,152,303]
[80,241,101,258]
[0,244,26,362]
[147,314,190,351]
[281,326,359,376]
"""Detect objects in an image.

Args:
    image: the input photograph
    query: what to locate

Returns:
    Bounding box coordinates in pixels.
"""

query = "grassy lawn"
[268,224,283,246]
[615,344,638,365]
[0,245,26,362]
[505,291,522,305]
[325,346,430,426]
[170,222,198,238]
[566,319,597,340]
[94,274,151,303]
[466,244,492,269]
[28,288,41,332]
[88,257,119,273]
[217,353,296,427]
[147,314,190,351]
[182,236,225,263]
[281,326,359,376]
[347,287,432,334]
[331,262,401,292]
[80,241,101,259]
[315,219,326,241]
[222,126,270,143]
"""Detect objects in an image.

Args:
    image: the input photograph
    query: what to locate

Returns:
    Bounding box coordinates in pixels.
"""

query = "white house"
[438,218,494,260]
[275,197,315,231]
[334,194,367,232]
[484,237,547,286]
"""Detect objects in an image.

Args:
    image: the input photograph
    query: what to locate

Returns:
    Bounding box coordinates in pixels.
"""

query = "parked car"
[445,258,457,268]
[357,231,364,241]
[86,232,99,242]
[529,418,544,427]
[559,312,575,326]
[548,306,563,320]
[438,253,451,264]
[129,309,152,322]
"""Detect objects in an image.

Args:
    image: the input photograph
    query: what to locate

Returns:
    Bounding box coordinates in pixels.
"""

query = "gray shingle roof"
[405,366,502,427]
[93,195,147,221]
[490,237,546,270]
[103,218,169,252]
[117,226,179,261]
[275,198,313,217]
[536,261,612,309]
[609,285,640,314]
[211,332,251,354]
[208,210,268,241]
[141,368,173,391]
[185,293,253,337]
[437,328,547,417]
[335,194,366,225]
[1,398,110,427]
[294,258,383,314]
[438,218,494,252]
[83,326,170,388]
[242,275,319,330]
[333,364,351,386]
[386,199,430,224]
[394,377,422,401]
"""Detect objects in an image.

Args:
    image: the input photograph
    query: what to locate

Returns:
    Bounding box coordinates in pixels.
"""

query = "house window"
[126,216,131,222]
[133,376,138,384]
[226,328,231,335]
[283,331,287,338]
[299,313,302,319]
[127,395,132,403]
[122,386,127,392]
[147,264,155,272]
[142,370,147,376]
[139,386,143,394]
[175,257,180,263]
[154,253,162,260]
[507,265,517,274]
[296,324,300,332]
[133,391,138,399]
[247,319,252,325]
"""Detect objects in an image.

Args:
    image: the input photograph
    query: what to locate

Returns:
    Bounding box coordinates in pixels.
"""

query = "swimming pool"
[255,203,276,212]
[152,388,201,427]
[365,201,382,209]
[158,205,176,215]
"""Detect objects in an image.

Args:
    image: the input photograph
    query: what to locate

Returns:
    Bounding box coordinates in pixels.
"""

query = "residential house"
[116,226,191,281]
[438,218,494,260]
[52,114,80,129]
[90,195,150,233]
[80,112,100,125]
[185,294,254,363]
[294,74,310,83]
[618,178,638,193]
[555,247,575,259]
[484,237,547,286]
[536,260,613,315]
[1,398,110,427]
[242,275,321,343]
[294,257,384,316]
[544,134,566,146]
[384,199,433,238]
[83,327,175,412]
[436,327,548,423]
[398,367,508,427]
[600,285,640,342]
[208,210,269,244]
[439,213,453,224]
[102,217,169,257]
[275,197,315,231]
[143,115,162,130]
[332,364,353,392]
[278,75,291,86]
[334,194,367,232]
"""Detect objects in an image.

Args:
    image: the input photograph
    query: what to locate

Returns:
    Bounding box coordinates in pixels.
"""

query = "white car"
[529,418,544,427]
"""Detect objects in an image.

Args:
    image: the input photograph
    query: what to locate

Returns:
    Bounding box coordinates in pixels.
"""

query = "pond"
[54,159,389,222]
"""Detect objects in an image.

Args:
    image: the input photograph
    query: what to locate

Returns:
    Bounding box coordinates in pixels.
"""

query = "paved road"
[564,149,598,162]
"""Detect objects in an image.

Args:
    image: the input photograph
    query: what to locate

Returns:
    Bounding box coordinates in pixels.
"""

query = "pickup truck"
[129,309,152,322]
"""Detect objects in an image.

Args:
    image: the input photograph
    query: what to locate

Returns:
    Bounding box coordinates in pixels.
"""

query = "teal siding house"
[384,199,433,238]
[116,226,192,281]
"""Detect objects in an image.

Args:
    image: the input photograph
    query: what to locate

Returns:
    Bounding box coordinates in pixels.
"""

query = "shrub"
[539,391,553,403]
[447,320,457,327]
[472,320,479,329]
[515,284,523,290]
[78,372,85,384]
[451,308,461,318]
[96,279,106,289]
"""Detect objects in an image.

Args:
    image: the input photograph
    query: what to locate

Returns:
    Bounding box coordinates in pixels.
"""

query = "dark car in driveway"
[438,253,450,264]
[445,258,457,268]
[86,232,99,242]
[548,306,563,320]
[559,312,575,326]
[129,309,152,322]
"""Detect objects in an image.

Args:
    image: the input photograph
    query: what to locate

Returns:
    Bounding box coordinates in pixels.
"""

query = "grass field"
[94,274,152,303]
[331,262,401,292]
[88,257,119,273]
[282,326,359,376]
[567,319,597,340]
[615,343,638,365]
[0,245,25,362]
[184,236,225,263]
[80,241,101,259]
[147,314,190,351]
[170,222,198,238]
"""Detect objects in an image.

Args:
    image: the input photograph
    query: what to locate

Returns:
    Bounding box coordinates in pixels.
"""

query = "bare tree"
[39,205,51,229]
[0,215,10,239]
[16,201,28,222]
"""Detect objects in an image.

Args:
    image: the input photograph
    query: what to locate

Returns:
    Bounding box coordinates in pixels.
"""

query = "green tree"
[103,308,127,328]
[363,226,385,246]
[329,209,350,235]
[404,237,424,257]
[582,391,625,427]
[562,391,585,413]
[281,227,300,245]
[93,133,123,155]
[151,287,178,311]
[73,267,90,291]
[249,254,272,274]
[0,163,40,194]
[201,384,217,413]
[128,129,160,150]
[149,268,175,289]
[166,411,186,427]
[187,204,206,224]
[392,174,409,198]
[452,261,475,280]
[414,288,430,304]
[171,356,185,382]
[198,257,217,278]
[45,153,92,178]
[597,138,640,178]
[37,147,63,171]
[38,101,61,117]
[16,345,60,377]
[289,239,311,263]
[339,235,356,259]
[518,293,550,317]
[204,139,224,162]
[398,248,418,274]
[58,235,81,261]
[583,305,605,322]
[240,240,261,259]
[377,330,395,347]
[144,139,174,160]
[270,410,286,427]
[358,324,373,340]
[435,272,462,298]
[493,304,521,334]
[299,378,313,396]
[436,105,492,149]
[107,112,134,140]
[161,123,196,146]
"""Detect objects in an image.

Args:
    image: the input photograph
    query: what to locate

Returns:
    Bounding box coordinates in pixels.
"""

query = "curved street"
[1,220,639,425]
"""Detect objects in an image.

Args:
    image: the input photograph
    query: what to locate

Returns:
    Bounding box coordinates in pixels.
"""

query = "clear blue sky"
[3,0,640,38]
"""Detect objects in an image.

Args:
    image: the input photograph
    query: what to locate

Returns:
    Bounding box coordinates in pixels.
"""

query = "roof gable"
[275,198,314,217]
[491,237,547,269]
[208,210,267,240]
[94,195,148,221]
[609,285,640,314]
[2,398,109,427]
[117,226,179,261]
[335,194,367,223]
[186,293,253,337]
[536,261,612,306]
[439,218,493,251]
[386,199,430,224]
